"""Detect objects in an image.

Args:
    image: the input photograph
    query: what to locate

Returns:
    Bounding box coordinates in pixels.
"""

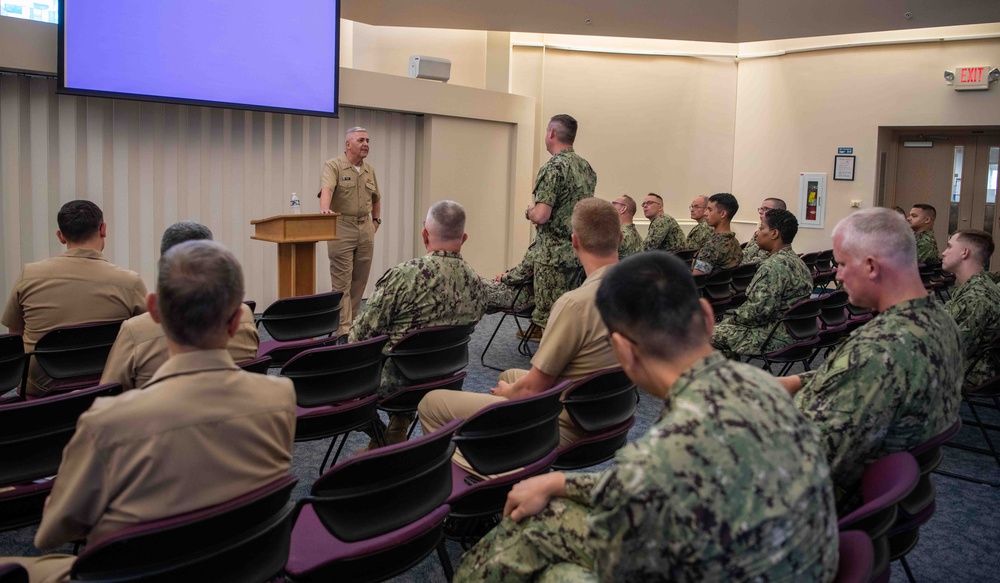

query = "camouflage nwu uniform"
[528,147,597,328]
[945,271,1000,386]
[741,233,770,264]
[987,271,1000,284]
[794,296,963,507]
[693,232,741,274]
[685,220,712,250]
[711,246,812,357]
[643,214,686,253]
[349,250,487,397]
[455,353,839,583]
[914,230,940,264]
[618,224,642,259]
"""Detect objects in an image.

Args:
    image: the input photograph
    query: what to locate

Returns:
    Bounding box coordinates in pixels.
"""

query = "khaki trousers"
[327,217,375,336]
[0,554,74,583]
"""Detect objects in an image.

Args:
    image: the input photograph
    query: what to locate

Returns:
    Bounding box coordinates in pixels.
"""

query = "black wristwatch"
[372,217,382,225]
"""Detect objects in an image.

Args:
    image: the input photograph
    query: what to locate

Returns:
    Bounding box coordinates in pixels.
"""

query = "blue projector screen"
[58,0,340,117]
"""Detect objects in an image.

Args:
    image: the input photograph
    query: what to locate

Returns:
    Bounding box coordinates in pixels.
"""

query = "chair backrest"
[800,252,820,272]
[838,452,920,537]
[30,321,124,380]
[257,291,344,342]
[280,336,388,408]
[703,267,735,301]
[71,475,298,583]
[0,383,121,485]
[561,368,638,433]
[0,335,24,394]
[237,356,272,375]
[833,530,874,583]
[819,290,850,328]
[307,419,460,542]
[389,324,475,382]
[815,249,835,272]
[730,262,760,293]
[0,564,27,583]
[452,381,567,476]
[781,296,824,340]
[243,300,257,314]
[674,248,698,264]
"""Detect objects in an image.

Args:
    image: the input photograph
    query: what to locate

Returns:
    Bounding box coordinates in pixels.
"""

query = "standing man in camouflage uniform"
[779,208,962,510]
[685,194,712,249]
[908,203,940,264]
[712,209,812,359]
[741,197,786,264]
[692,192,743,275]
[941,229,1000,386]
[612,195,642,258]
[350,201,487,445]
[319,127,382,338]
[454,252,838,582]
[641,193,685,253]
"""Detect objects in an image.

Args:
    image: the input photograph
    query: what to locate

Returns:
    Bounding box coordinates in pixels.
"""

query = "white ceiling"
[342,0,1000,43]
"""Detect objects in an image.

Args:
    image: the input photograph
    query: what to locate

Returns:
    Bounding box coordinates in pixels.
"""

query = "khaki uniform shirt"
[320,154,380,217]
[35,350,296,550]
[100,305,260,392]
[1,249,147,396]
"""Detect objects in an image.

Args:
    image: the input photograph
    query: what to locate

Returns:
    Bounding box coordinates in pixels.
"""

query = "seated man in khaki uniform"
[419,198,621,472]
[101,221,259,391]
[0,240,297,583]
[1,200,147,397]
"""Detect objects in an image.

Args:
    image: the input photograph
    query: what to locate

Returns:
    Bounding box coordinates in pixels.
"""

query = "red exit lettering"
[960,67,984,83]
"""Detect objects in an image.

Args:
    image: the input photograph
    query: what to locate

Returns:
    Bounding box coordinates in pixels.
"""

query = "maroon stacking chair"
[237,355,272,375]
[807,290,851,367]
[284,419,461,583]
[69,475,297,583]
[379,324,474,438]
[21,320,124,400]
[256,291,343,368]
[446,382,567,548]
[837,452,920,583]
[0,335,24,405]
[0,382,122,533]
[813,249,838,291]
[280,337,389,472]
[552,367,638,471]
[702,267,736,319]
[481,282,535,371]
[744,295,824,375]
[885,421,961,583]
[833,531,875,583]
[0,564,27,583]
[674,248,699,268]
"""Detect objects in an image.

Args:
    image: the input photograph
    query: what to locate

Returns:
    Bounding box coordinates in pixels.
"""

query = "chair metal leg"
[319,436,340,474]
[436,539,454,583]
[937,399,1000,486]
[900,557,917,583]
[479,312,509,372]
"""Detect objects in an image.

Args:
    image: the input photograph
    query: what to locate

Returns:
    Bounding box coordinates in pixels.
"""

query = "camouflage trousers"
[710,320,792,359]
[454,497,597,583]
[487,258,580,329]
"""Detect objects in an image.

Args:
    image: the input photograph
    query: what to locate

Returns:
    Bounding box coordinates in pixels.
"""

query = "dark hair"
[596,251,707,360]
[160,221,213,255]
[763,197,787,210]
[57,200,103,243]
[620,194,637,217]
[954,229,995,266]
[709,192,739,220]
[912,203,937,220]
[763,208,799,245]
[646,193,664,204]
[549,114,578,145]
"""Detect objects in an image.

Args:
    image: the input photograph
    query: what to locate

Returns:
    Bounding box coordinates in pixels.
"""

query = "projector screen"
[58,0,340,117]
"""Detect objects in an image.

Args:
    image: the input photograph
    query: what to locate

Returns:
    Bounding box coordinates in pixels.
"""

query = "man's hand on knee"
[504,472,566,523]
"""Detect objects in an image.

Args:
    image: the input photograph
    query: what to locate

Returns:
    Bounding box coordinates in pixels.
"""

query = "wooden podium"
[250,214,339,298]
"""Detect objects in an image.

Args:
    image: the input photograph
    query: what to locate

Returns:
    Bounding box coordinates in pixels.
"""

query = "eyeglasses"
[758,207,775,213]
[641,201,661,207]
[611,201,626,207]
[689,205,706,209]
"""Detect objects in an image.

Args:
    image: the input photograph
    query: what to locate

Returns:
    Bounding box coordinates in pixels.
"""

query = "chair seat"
[552,418,635,471]
[0,479,54,532]
[258,337,337,364]
[294,395,380,442]
[285,503,451,577]
[447,451,557,518]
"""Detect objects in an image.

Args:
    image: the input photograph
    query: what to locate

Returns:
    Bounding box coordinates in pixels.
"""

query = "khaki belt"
[337,215,369,223]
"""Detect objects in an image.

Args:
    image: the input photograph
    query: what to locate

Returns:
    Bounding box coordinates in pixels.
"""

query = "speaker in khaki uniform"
[319,126,382,337]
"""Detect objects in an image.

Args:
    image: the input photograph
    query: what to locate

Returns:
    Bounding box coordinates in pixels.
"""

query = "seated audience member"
[685,194,712,249]
[941,229,1000,386]
[741,197,786,264]
[779,208,962,509]
[1,200,147,397]
[101,221,259,391]
[454,252,838,582]
[908,203,940,264]
[419,198,621,469]
[612,194,642,258]
[641,193,685,253]
[350,201,488,445]
[692,192,742,276]
[0,240,296,583]
[711,208,812,359]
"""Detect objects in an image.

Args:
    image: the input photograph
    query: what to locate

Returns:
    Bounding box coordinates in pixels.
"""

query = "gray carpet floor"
[2,311,999,582]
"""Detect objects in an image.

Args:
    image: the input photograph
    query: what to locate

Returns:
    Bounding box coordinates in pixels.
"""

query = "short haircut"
[596,251,706,360]
[346,126,368,138]
[833,207,916,268]
[912,203,937,220]
[572,198,621,256]
[425,200,466,241]
[709,192,739,220]
[891,206,907,216]
[763,197,787,210]
[763,208,799,244]
[157,240,244,349]
[160,221,213,255]
[549,114,578,145]
[646,193,664,204]
[954,229,995,266]
[57,200,103,243]
[620,194,637,217]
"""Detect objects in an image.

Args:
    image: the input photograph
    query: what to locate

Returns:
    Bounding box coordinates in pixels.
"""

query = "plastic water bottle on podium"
[290,192,301,214]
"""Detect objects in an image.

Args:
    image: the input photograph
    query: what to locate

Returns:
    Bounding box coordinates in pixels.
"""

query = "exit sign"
[955,66,989,90]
